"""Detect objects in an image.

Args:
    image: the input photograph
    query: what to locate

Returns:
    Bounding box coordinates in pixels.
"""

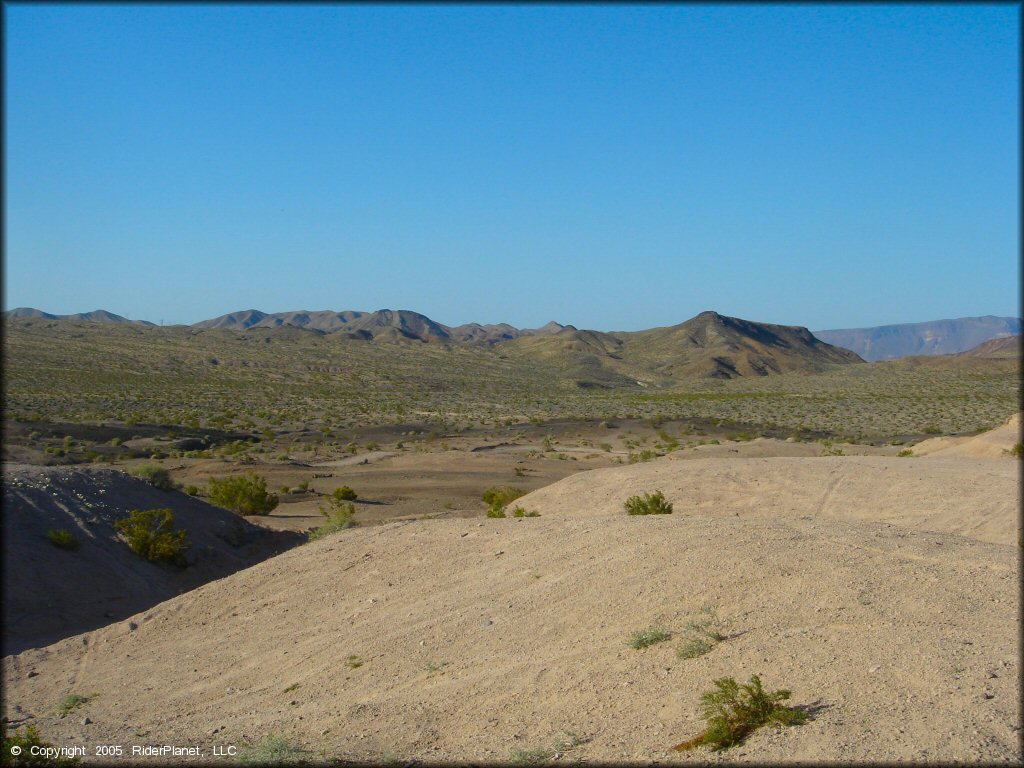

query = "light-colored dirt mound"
[2,465,300,654]
[516,455,1018,545]
[2,455,1019,763]
[911,413,1021,459]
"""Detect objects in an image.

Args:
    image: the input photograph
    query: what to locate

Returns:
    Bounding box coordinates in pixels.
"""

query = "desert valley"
[1,307,1020,765]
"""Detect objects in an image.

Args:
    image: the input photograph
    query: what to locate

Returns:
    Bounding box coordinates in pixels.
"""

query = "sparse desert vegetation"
[1,319,1019,764]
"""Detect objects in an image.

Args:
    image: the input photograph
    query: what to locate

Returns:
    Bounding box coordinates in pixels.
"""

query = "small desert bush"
[208,473,278,516]
[309,499,357,540]
[627,626,671,649]
[183,484,200,495]
[677,634,716,660]
[624,490,673,515]
[3,723,80,765]
[897,449,914,457]
[332,485,357,501]
[482,485,526,509]
[114,508,188,566]
[509,732,584,764]
[129,463,173,491]
[486,507,506,518]
[511,507,540,517]
[1007,442,1023,458]
[677,610,726,659]
[236,735,308,765]
[57,693,90,716]
[673,675,808,752]
[47,528,80,551]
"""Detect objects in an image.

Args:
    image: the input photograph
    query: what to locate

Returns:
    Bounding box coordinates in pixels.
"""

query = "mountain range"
[4,307,1019,380]
[813,315,1021,361]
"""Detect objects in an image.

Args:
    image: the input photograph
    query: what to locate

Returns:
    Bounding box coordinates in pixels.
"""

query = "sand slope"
[911,413,1021,459]
[2,449,1019,763]
[2,465,300,655]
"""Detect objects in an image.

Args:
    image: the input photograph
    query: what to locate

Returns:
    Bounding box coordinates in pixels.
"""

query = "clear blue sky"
[4,3,1019,330]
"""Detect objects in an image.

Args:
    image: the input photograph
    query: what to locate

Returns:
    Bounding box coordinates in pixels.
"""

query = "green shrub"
[183,484,200,495]
[897,449,914,457]
[483,485,526,516]
[511,507,540,517]
[309,499,357,540]
[332,485,357,501]
[47,528,80,551]
[674,675,808,752]
[624,490,673,515]
[3,723,80,765]
[58,693,90,716]
[207,473,278,515]
[922,425,942,434]
[676,635,716,660]
[129,464,173,491]
[626,626,671,649]
[676,609,726,659]
[482,486,526,508]
[1007,442,1023,458]
[114,508,188,566]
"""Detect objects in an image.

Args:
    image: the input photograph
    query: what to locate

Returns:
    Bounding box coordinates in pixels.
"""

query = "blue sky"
[4,4,1019,330]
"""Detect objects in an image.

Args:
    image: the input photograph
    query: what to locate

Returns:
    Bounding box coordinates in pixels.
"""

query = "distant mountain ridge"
[189,308,574,344]
[814,316,1021,361]
[3,307,154,326]
[4,306,864,381]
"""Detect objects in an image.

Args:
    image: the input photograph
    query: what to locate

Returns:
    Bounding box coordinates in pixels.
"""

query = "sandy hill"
[910,412,1021,459]
[2,443,1018,762]
[1,465,300,655]
[814,315,1021,361]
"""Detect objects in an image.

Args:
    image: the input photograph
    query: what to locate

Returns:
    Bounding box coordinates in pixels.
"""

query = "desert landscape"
[1,308,1020,765]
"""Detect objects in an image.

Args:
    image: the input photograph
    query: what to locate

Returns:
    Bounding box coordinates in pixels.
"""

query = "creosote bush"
[482,485,526,508]
[129,463,174,491]
[673,674,808,752]
[332,485,357,501]
[3,723,80,765]
[309,498,357,540]
[114,508,188,566]
[624,490,673,515]
[47,528,80,551]
[207,472,278,516]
